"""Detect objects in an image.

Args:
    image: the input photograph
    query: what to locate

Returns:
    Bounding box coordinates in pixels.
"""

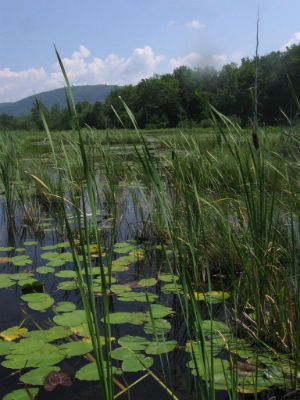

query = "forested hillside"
[1,43,299,131]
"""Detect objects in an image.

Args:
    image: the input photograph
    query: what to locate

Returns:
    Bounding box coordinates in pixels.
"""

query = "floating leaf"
[161,283,184,294]
[53,311,83,327]
[3,388,39,400]
[145,340,177,354]
[55,270,77,278]
[0,257,10,263]
[70,323,90,337]
[0,327,28,341]
[21,293,49,303]
[110,348,133,361]
[2,352,65,369]
[36,266,55,274]
[40,252,59,260]
[110,284,132,295]
[57,281,79,290]
[144,319,172,335]
[137,278,157,287]
[54,302,76,312]
[43,371,72,391]
[28,297,54,311]
[23,241,38,246]
[45,326,72,340]
[187,291,230,304]
[75,362,117,381]
[47,259,66,267]
[148,304,175,319]
[41,245,58,251]
[118,336,151,351]
[0,247,14,252]
[59,341,93,357]
[20,366,60,385]
[122,354,153,372]
[10,340,46,355]
[159,274,179,282]
[118,292,158,303]
[0,278,15,288]
[0,341,13,355]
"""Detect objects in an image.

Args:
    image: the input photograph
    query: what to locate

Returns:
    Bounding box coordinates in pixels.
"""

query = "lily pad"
[188,291,230,304]
[144,319,172,335]
[122,354,153,372]
[118,336,151,351]
[28,297,54,311]
[47,259,66,267]
[23,241,38,246]
[21,293,50,303]
[75,362,116,381]
[110,347,133,361]
[10,339,46,355]
[53,311,83,327]
[59,341,93,357]
[55,270,77,278]
[159,274,179,282]
[145,340,177,354]
[0,341,13,355]
[3,388,39,400]
[20,366,60,385]
[54,301,76,312]
[0,327,28,341]
[137,278,157,287]
[36,266,55,274]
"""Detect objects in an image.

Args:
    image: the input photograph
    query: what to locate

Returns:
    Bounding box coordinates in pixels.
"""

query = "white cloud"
[72,45,91,59]
[0,67,47,102]
[0,45,166,103]
[168,20,175,26]
[170,52,227,70]
[185,20,205,29]
[280,32,300,51]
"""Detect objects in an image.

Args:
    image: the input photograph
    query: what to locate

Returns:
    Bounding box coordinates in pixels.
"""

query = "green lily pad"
[53,311,83,327]
[144,319,172,335]
[0,341,13,355]
[118,336,151,351]
[57,281,79,290]
[44,326,73,340]
[54,301,76,312]
[2,352,65,369]
[23,241,38,246]
[40,252,59,260]
[159,274,179,282]
[10,339,46,355]
[28,297,54,311]
[15,248,25,252]
[70,323,90,337]
[138,278,157,287]
[75,362,116,381]
[110,347,133,361]
[188,291,230,304]
[110,284,132,295]
[47,259,66,267]
[161,283,184,294]
[3,388,39,400]
[41,245,58,250]
[148,304,175,318]
[122,354,153,372]
[36,266,55,274]
[20,366,60,385]
[145,340,177,354]
[0,278,15,288]
[59,341,93,357]
[21,293,50,303]
[0,247,14,252]
[55,270,77,278]
[118,292,158,302]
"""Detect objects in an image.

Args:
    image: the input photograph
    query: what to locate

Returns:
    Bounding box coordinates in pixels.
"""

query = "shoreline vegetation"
[0,48,300,400]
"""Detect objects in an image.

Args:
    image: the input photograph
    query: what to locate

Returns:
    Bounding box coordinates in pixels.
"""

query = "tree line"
[1,43,300,131]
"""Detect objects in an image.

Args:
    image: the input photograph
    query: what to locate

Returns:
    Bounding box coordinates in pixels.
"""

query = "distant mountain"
[0,85,121,117]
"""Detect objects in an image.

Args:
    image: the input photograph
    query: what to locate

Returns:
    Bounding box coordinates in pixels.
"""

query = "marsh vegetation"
[0,51,300,400]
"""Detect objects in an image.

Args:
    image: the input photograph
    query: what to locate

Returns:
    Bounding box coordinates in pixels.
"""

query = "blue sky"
[0,0,299,102]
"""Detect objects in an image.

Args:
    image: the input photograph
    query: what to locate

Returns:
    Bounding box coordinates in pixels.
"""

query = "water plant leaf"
[75,362,117,381]
[23,241,38,246]
[148,304,175,318]
[53,311,83,327]
[21,293,50,303]
[159,274,179,282]
[47,259,66,267]
[54,301,76,312]
[187,291,230,304]
[2,351,65,369]
[0,257,10,263]
[0,340,13,355]
[0,327,28,341]
[20,366,60,385]
[118,292,158,303]
[55,270,77,278]
[122,354,154,372]
[10,339,46,355]
[144,319,172,335]
[0,278,15,288]
[70,323,90,337]
[161,283,183,294]
[15,248,25,252]
[28,297,54,311]
[137,278,157,287]
[44,326,73,340]
[41,245,58,251]
[59,341,93,357]
[0,247,14,252]
[40,252,59,260]
[145,340,177,354]
[118,336,151,351]
[36,266,55,274]
[3,388,39,400]
[110,347,133,360]
[110,284,132,295]
[57,281,79,290]
[105,312,150,325]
